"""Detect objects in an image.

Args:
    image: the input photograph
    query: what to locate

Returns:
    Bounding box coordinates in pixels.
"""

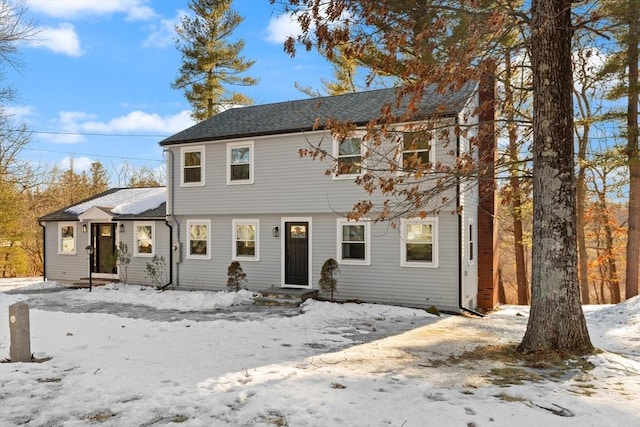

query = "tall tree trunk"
[597,187,621,303]
[625,0,639,300]
[576,132,590,304]
[518,0,592,353]
[505,48,529,305]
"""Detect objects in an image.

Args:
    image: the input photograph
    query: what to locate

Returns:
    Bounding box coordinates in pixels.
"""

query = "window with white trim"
[227,141,254,184]
[400,130,433,174]
[334,136,363,178]
[337,218,370,265]
[187,220,210,259]
[232,219,259,260]
[134,222,155,257]
[401,218,438,267]
[181,146,204,186]
[58,222,76,255]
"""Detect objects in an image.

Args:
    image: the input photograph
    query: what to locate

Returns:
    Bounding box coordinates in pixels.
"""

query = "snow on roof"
[66,187,166,216]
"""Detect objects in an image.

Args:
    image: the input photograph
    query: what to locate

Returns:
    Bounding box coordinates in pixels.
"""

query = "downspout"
[163,147,180,288]
[456,115,484,318]
[158,220,173,290]
[39,221,46,281]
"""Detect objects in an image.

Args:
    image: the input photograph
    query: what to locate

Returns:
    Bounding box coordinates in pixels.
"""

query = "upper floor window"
[334,136,363,178]
[400,130,433,174]
[187,219,210,259]
[181,146,204,186]
[337,218,370,265]
[227,141,254,184]
[58,222,76,255]
[401,218,438,268]
[134,222,154,257]
[232,219,259,261]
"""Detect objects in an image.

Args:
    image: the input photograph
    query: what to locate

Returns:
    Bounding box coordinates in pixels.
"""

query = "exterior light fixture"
[82,224,87,233]
[120,223,125,233]
[272,226,279,238]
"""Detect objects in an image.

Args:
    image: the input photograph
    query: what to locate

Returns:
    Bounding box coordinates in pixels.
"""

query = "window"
[232,219,259,260]
[334,136,363,178]
[181,146,204,186]
[58,222,76,255]
[134,222,155,257]
[400,130,432,174]
[401,218,438,267]
[227,141,254,184]
[337,219,370,265]
[187,220,210,259]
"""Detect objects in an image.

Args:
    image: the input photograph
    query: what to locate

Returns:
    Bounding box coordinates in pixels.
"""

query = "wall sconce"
[119,223,125,233]
[272,226,279,238]
[82,224,87,233]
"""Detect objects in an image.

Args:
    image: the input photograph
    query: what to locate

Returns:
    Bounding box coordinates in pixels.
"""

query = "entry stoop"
[69,278,117,289]
[255,287,318,307]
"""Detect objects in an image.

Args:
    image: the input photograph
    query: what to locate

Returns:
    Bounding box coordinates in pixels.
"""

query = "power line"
[23,147,164,163]
[9,129,170,138]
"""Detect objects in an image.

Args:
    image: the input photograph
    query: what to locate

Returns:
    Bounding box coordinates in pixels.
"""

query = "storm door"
[91,223,117,274]
[284,222,309,287]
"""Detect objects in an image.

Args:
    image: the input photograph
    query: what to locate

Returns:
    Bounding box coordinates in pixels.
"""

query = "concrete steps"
[70,278,117,288]
[255,287,318,307]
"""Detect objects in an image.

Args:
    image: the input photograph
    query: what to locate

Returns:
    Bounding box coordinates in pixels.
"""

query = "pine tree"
[319,258,339,302]
[172,0,257,121]
[227,261,247,292]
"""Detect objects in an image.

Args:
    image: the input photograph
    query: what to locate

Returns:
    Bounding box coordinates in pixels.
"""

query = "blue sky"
[7,0,333,182]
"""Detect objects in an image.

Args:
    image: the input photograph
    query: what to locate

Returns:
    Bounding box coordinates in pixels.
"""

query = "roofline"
[159,112,457,147]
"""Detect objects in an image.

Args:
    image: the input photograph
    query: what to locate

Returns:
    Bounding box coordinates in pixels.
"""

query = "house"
[158,78,498,313]
[39,79,498,312]
[38,187,171,287]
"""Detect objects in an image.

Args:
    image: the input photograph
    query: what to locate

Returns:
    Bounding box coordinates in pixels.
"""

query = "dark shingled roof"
[160,81,477,146]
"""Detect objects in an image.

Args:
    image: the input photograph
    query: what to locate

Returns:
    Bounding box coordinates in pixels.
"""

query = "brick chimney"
[476,66,499,310]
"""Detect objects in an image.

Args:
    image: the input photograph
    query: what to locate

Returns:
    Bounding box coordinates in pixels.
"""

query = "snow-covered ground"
[0,278,638,427]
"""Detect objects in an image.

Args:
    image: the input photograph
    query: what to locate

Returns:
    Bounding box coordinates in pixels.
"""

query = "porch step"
[70,278,117,288]
[255,287,318,307]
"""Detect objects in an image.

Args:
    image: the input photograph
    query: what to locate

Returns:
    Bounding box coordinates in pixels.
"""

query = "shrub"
[116,242,131,284]
[319,258,339,301]
[145,255,168,287]
[227,261,247,292]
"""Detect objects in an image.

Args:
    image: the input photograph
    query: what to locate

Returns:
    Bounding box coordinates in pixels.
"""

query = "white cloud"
[80,110,194,134]
[42,110,195,144]
[26,0,156,21]
[143,11,187,48]
[2,105,35,119]
[265,13,303,44]
[30,23,82,56]
[265,6,351,44]
[59,156,94,173]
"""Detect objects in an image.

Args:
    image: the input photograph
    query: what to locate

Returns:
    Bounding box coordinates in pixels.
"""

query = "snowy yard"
[1,279,638,427]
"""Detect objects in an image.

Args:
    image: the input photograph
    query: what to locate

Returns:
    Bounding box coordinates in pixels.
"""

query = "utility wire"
[23,147,164,163]
[8,129,171,138]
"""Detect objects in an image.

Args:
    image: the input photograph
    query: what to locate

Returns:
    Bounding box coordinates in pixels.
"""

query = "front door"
[91,223,117,274]
[284,221,309,287]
